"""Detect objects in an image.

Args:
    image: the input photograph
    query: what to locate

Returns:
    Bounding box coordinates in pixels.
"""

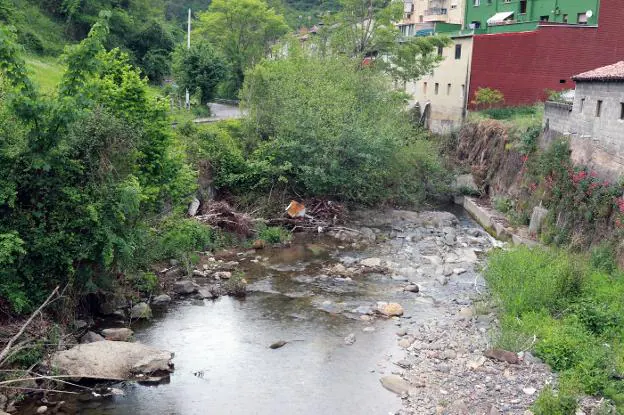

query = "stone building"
[544,61,624,177]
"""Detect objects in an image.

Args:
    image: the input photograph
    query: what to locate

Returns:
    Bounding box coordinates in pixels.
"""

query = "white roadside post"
[185,8,191,111]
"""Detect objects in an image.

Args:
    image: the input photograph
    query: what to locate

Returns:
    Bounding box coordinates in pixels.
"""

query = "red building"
[468,0,624,108]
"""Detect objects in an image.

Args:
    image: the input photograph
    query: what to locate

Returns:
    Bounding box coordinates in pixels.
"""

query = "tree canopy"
[196,0,290,96]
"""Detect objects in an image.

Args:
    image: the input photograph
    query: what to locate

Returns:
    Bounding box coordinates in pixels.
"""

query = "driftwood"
[196,201,253,236]
[0,287,60,366]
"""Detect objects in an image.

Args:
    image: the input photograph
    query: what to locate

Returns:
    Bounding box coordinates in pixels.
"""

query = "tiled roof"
[573,61,624,82]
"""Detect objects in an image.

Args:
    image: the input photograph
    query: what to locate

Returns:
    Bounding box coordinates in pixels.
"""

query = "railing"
[424,7,448,16]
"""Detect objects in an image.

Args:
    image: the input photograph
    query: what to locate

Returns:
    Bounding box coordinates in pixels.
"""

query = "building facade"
[406,34,473,133]
[468,0,624,108]
[544,61,624,177]
[465,0,599,33]
[399,0,471,133]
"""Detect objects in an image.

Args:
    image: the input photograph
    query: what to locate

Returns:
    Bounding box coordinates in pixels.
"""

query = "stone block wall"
[543,100,572,144]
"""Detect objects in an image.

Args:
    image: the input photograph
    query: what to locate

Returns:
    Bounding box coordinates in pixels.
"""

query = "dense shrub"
[0,22,194,313]
[240,53,450,205]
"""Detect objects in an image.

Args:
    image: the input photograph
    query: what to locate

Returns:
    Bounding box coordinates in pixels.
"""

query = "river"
[27,208,515,415]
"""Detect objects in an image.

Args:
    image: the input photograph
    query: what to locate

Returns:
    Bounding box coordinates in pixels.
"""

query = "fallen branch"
[0,287,60,366]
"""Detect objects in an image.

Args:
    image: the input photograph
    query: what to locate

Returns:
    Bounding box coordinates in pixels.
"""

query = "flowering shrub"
[520,139,624,246]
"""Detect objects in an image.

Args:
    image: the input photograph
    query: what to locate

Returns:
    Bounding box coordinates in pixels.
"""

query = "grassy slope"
[24,55,65,93]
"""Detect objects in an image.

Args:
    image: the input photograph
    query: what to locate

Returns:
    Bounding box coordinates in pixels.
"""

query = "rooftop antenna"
[185,8,191,111]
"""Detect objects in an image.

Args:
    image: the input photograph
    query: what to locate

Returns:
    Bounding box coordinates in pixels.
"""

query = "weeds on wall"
[519,139,624,249]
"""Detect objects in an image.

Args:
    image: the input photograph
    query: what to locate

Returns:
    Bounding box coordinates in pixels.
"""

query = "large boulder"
[51,341,174,381]
[130,302,152,320]
[173,280,197,295]
[151,294,172,308]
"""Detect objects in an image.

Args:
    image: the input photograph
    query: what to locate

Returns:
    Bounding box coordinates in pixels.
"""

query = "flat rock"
[101,328,133,342]
[80,331,104,344]
[51,341,173,380]
[360,257,382,267]
[485,348,520,364]
[377,302,404,317]
[380,375,411,395]
[173,280,197,295]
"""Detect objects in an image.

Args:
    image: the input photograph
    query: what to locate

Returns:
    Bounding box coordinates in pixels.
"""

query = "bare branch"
[0,287,60,366]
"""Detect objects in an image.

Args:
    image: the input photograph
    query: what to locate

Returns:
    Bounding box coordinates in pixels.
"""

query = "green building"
[465,0,599,33]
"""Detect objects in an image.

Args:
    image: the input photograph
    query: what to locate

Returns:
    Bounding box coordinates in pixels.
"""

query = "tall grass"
[484,246,624,411]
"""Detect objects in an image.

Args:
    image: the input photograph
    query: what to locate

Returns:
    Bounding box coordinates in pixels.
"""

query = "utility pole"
[185,8,191,111]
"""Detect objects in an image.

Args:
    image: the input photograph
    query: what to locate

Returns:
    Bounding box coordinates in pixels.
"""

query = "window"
[419,15,424,22]
[520,0,527,14]
[474,0,480,6]
[562,14,568,23]
[437,46,443,56]
[577,12,588,24]
[435,83,439,95]
[580,98,585,113]
[455,44,462,59]
[471,21,481,29]
[423,82,428,94]
[447,83,451,95]
[559,79,566,84]
[620,103,624,120]
[461,84,466,97]
[596,100,602,117]
[540,15,549,22]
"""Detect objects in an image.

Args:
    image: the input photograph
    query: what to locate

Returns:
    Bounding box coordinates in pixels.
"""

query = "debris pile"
[195,201,254,236]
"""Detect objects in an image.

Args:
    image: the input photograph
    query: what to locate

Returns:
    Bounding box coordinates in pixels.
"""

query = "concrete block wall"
[569,82,624,155]
[543,100,572,139]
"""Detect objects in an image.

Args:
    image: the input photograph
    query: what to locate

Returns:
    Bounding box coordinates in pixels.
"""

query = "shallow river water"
[67,208,485,415]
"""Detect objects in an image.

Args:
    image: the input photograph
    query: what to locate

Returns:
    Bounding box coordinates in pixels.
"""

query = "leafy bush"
[258,225,291,244]
[240,53,450,205]
[127,272,159,295]
[480,105,538,120]
[172,41,227,104]
[472,87,504,109]
[493,196,512,213]
[532,387,577,415]
[151,218,215,267]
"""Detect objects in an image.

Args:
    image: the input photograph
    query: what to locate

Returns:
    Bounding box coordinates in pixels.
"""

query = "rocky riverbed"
[13,208,555,415]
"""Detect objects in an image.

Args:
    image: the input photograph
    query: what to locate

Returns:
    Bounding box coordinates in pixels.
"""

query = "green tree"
[173,41,227,105]
[239,50,449,204]
[318,0,450,84]
[0,18,194,313]
[196,0,289,96]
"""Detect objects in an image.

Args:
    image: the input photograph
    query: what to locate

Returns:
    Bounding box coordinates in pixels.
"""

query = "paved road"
[194,102,244,123]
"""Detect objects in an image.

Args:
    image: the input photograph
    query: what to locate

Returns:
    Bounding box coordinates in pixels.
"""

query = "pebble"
[344,333,356,345]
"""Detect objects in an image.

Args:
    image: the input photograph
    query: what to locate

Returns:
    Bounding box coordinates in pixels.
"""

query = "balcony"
[423,7,448,22]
